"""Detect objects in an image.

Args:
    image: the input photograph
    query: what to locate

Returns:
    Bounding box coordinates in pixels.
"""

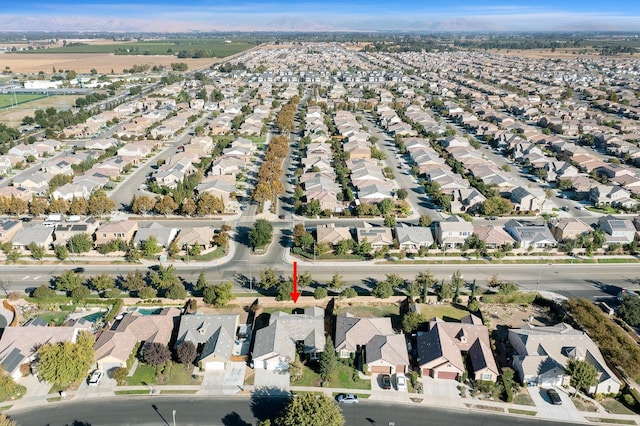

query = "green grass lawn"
[418,304,470,321]
[36,312,69,325]
[160,390,198,395]
[584,418,636,425]
[125,364,156,386]
[0,93,47,109]
[571,397,599,412]
[294,362,371,390]
[114,390,149,395]
[165,365,202,385]
[600,398,637,415]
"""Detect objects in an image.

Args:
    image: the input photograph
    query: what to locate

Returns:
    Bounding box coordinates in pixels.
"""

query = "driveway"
[528,386,584,422]
[222,362,246,395]
[200,370,225,394]
[369,373,409,402]
[420,376,465,408]
[253,369,290,392]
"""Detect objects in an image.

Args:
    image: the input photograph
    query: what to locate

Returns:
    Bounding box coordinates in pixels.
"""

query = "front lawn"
[600,398,637,415]
[512,391,535,406]
[125,364,156,386]
[37,312,69,325]
[294,362,371,390]
[164,363,202,385]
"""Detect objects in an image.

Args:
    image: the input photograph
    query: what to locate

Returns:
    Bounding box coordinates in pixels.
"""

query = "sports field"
[0,93,48,109]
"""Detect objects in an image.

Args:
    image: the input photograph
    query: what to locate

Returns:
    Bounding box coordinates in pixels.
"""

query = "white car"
[395,373,407,391]
[88,370,104,387]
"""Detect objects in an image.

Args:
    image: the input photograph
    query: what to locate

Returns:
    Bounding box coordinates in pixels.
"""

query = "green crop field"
[27,39,255,58]
[0,93,47,109]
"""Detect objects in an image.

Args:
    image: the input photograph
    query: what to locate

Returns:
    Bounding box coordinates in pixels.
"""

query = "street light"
[172,409,176,426]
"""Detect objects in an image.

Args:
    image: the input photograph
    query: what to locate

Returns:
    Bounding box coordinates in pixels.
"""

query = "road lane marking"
[22,276,30,280]
[34,276,41,280]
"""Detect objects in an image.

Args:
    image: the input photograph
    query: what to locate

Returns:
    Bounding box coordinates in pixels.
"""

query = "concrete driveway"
[201,370,225,394]
[222,362,247,395]
[369,373,408,402]
[254,369,290,392]
[528,386,584,422]
[420,377,465,408]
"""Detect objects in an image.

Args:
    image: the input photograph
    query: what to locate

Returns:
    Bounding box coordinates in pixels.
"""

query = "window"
[482,373,491,381]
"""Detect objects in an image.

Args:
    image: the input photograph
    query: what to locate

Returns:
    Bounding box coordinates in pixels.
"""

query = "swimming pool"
[136,308,163,316]
[82,312,104,322]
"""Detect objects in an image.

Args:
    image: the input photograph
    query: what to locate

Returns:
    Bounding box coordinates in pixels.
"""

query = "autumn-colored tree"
[154,194,178,215]
[197,193,224,215]
[88,191,116,215]
[29,196,48,216]
[49,197,70,214]
[180,198,197,216]
[69,197,89,215]
[131,194,156,215]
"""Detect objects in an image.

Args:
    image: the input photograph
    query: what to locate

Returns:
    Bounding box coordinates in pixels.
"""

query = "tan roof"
[365,333,409,367]
[334,313,394,353]
[94,307,179,364]
[316,223,352,245]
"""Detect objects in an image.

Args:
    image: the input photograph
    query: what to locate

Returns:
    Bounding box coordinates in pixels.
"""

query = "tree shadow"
[250,386,290,422]
[69,422,92,426]
[221,412,252,426]
[234,226,251,246]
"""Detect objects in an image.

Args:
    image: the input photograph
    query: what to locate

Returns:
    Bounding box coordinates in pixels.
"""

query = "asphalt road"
[2,261,639,301]
[8,396,579,426]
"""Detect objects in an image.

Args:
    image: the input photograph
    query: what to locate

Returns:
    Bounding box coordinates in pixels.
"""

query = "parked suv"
[88,370,104,387]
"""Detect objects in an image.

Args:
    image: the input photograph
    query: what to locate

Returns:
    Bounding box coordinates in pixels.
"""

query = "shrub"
[314,287,328,299]
[340,287,357,299]
[113,367,129,385]
[32,285,55,299]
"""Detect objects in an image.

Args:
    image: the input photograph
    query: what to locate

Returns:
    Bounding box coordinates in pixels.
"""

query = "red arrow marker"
[290,261,300,303]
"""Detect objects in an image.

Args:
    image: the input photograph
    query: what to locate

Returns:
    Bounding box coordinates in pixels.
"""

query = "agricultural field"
[21,39,255,58]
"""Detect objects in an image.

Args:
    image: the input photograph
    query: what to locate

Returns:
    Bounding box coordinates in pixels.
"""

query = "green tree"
[68,233,93,253]
[0,371,25,410]
[203,282,234,306]
[91,273,115,294]
[437,280,453,301]
[618,296,640,327]
[165,282,187,299]
[319,336,338,382]
[138,285,157,299]
[402,312,425,333]
[27,242,45,260]
[481,196,513,216]
[378,198,394,215]
[327,272,345,290]
[258,267,279,291]
[372,280,393,299]
[54,244,69,260]
[275,393,345,426]
[71,284,90,302]
[121,269,145,293]
[36,331,95,386]
[195,270,208,292]
[249,219,273,249]
[419,214,432,227]
[340,287,357,299]
[55,270,84,292]
[566,359,599,395]
[396,188,408,200]
[142,236,162,257]
[314,287,328,299]
[33,285,56,299]
[149,264,179,289]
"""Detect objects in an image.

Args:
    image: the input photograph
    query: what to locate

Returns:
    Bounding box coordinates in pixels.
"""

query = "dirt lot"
[480,303,554,330]
[0,53,219,74]
[486,48,635,60]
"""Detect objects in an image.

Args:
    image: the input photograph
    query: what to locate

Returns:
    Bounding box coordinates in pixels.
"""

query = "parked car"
[88,370,104,387]
[278,214,285,219]
[381,374,392,390]
[395,373,407,391]
[546,388,562,405]
[335,393,359,404]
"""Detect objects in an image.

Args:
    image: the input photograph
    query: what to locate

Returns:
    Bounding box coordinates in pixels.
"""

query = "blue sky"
[2,0,639,32]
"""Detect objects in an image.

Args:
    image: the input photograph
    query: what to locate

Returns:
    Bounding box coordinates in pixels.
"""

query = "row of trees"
[0,191,116,216]
[130,192,224,216]
[252,134,288,205]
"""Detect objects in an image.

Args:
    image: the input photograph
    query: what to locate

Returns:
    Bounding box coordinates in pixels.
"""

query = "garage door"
[204,361,225,371]
[370,366,392,374]
[437,371,459,380]
[101,363,124,377]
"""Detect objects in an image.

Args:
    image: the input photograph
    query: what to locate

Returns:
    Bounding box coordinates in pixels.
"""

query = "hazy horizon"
[1,0,640,33]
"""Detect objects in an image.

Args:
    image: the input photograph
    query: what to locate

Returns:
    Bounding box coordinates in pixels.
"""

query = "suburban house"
[395,225,434,251]
[355,223,393,248]
[175,313,239,371]
[472,225,515,249]
[334,313,408,375]
[12,225,54,250]
[175,227,217,251]
[315,223,353,246]
[551,218,592,242]
[417,315,499,382]
[509,323,621,395]
[53,219,100,245]
[597,215,637,244]
[94,220,138,246]
[252,307,325,371]
[0,320,92,380]
[0,219,23,243]
[434,216,474,248]
[505,220,557,249]
[133,222,179,248]
[93,307,180,372]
